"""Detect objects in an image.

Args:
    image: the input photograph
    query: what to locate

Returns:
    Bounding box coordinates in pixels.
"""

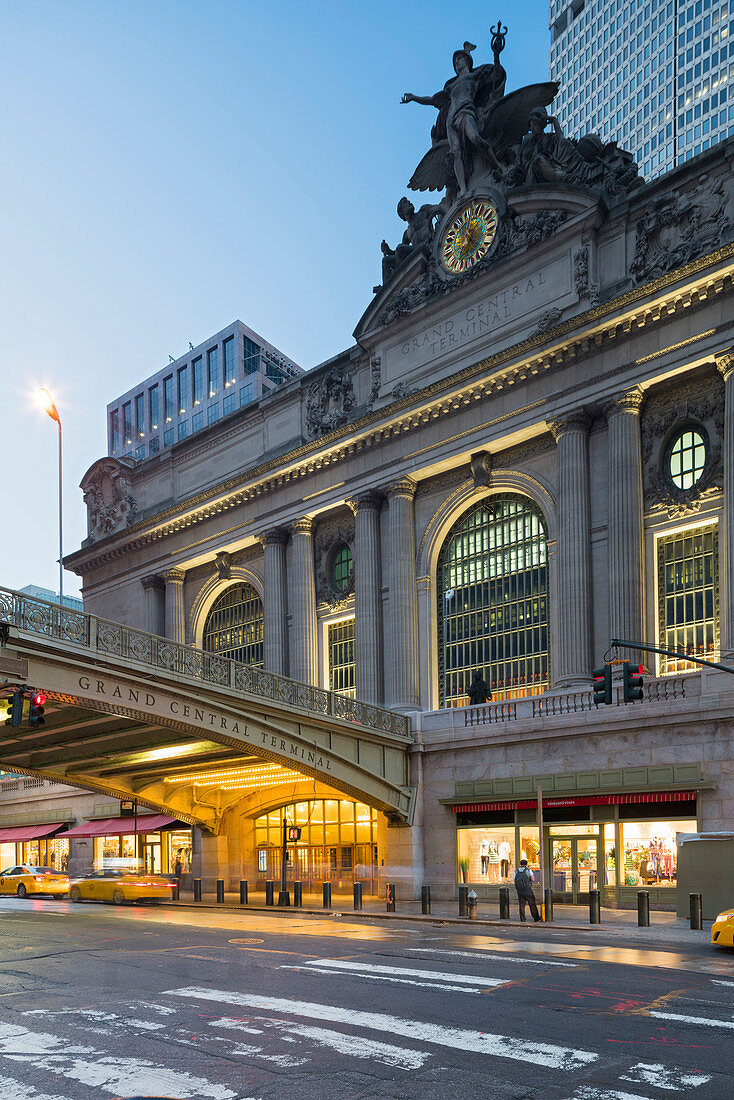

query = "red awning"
[63,814,177,838]
[451,790,697,813]
[0,822,68,842]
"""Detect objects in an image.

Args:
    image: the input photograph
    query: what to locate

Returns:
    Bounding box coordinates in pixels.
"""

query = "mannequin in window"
[499,838,511,879]
[467,670,492,705]
[480,837,490,876]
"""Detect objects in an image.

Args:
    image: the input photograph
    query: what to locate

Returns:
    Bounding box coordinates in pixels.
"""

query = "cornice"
[67,245,734,576]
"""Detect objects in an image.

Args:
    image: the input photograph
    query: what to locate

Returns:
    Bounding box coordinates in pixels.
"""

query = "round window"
[331,544,353,592]
[668,428,707,491]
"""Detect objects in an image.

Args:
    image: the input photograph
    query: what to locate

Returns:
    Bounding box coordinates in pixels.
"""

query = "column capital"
[602,386,645,420]
[162,568,185,585]
[290,516,314,537]
[548,409,592,441]
[385,476,417,502]
[141,574,164,592]
[255,527,289,548]
[716,348,734,381]
[346,491,383,515]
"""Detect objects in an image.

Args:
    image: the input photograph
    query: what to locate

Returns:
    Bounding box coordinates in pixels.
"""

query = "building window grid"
[149,385,159,431]
[177,366,188,414]
[437,497,549,707]
[193,357,204,405]
[164,375,174,422]
[243,336,260,375]
[123,402,132,445]
[657,523,719,674]
[332,545,354,592]
[223,336,236,387]
[669,428,707,489]
[109,409,120,454]
[135,394,145,438]
[202,583,264,667]
[328,619,356,698]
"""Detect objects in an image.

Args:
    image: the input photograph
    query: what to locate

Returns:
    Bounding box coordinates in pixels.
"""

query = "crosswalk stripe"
[567,1088,653,1100]
[649,1009,734,1030]
[299,959,509,985]
[164,985,599,1070]
[0,1073,74,1100]
[281,965,488,993]
[407,947,577,967]
[711,979,734,987]
[620,1061,711,1090]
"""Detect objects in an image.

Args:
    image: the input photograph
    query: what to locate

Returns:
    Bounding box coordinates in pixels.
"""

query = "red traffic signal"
[29,691,46,728]
[592,664,612,706]
[622,661,644,703]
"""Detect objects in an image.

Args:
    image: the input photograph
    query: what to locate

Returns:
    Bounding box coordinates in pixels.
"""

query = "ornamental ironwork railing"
[0,587,410,739]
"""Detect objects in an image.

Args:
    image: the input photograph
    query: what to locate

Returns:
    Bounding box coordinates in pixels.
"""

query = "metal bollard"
[193,878,202,902]
[265,880,274,906]
[458,884,469,917]
[216,879,225,903]
[421,884,431,915]
[171,882,180,901]
[239,880,248,905]
[467,890,478,920]
[277,889,290,907]
[544,888,553,922]
[499,886,510,920]
[386,883,396,912]
[589,889,601,924]
[638,890,650,927]
[353,882,363,910]
[293,881,302,908]
[322,882,331,909]
[690,892,703,930]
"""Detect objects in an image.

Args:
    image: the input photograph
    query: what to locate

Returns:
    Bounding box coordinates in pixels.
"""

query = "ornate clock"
[440,199,498,275]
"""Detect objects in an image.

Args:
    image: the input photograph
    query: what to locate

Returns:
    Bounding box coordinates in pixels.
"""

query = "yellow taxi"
[711,908,734,947]
[0,865,70,899]
[69,868,175,905]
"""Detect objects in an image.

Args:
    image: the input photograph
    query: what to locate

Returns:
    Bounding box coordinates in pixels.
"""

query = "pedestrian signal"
[622,661,644,703]
[28,691,46,728]
[288,827,302,841]
[592,665,612,706]
[2,693,23,727]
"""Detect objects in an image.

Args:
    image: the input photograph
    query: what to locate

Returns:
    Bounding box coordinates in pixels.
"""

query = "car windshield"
[29,867,57,875]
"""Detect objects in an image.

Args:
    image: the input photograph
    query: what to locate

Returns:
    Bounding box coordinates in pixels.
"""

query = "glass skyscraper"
[549,0,734,179]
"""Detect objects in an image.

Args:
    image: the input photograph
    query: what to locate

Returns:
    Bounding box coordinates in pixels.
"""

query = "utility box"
[676,833,734,920]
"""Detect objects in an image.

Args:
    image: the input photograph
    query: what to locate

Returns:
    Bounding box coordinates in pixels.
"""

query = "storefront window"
[519,830,541,875]
[457,826,515,883]
[22,838,69,870]
[622,820,696,887]
[168,831,192,873]
[604,823,616,887]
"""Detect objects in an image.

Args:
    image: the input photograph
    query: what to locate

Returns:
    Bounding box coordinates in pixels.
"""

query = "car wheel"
[112,889,125,905]
[17,883,26,898]
[70,887,82,903]
[53,894,66,901]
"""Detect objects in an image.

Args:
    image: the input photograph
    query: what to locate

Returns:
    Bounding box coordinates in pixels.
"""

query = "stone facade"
[55,122,734,906]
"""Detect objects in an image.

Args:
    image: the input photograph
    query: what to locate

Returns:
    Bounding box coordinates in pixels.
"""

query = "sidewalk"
[167,888,713,947]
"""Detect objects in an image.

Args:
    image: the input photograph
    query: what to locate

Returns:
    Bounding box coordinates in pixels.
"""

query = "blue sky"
[0,0,550,600]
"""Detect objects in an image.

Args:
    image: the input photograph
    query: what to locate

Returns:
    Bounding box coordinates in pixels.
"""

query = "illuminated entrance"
[254,799,379,895]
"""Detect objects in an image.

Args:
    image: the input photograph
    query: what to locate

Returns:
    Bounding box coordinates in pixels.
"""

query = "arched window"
[437,496,549,706]
[202,582,264,667]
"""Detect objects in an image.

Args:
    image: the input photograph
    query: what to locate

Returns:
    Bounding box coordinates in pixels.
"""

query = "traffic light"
[28,691,46,728]
[592,664,612,706]
[622,661,644,703]
[2,693,23,727]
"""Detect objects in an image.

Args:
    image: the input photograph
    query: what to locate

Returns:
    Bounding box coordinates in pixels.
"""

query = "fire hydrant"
[467,889,478,920]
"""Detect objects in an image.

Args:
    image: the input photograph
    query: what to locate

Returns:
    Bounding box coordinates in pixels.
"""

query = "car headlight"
[714,912,734,923]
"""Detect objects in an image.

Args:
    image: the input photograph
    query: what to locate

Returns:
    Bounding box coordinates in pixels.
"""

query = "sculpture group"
[380,25,643,289]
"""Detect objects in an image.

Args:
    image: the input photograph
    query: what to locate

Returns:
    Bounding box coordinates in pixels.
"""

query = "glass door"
[551,836,600,903]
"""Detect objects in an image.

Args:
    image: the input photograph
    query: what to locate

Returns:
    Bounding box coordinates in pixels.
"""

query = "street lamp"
[36,388,63,607]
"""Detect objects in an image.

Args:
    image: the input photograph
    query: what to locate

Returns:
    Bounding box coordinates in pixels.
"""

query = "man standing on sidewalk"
[514,859,541,922]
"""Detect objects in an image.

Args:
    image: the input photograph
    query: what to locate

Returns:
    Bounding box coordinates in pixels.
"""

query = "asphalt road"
[0,897,732,1100]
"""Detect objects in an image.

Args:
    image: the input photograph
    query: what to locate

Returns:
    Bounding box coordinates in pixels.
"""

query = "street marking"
[228,938,264,944]
[620,1062,711,1090]
[300,959,509,986]
[212,1015,429,1069]
[0,1073,74,1099]
[567,1089,654,1100]
[164,985,599,1069]
[649,1009,734,1030]
[407,947,577,967]
[711,979,734,987]
[282,965,491,993]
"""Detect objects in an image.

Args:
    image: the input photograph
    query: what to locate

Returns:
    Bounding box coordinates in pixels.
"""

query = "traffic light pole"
[609,639,734,676]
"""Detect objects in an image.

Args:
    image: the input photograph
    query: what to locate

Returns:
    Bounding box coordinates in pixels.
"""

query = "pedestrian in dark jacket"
[514,859,541,922]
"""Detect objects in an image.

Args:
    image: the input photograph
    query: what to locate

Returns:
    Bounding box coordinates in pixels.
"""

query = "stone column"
[386,477,419,711]
[140,575,165,636]
[257,529,288,676]
[289,517,318,685]
[550,411,592,685]
[716,350,734,655]
[163,568,186,644]
[605,387,645,663]
[348,492,383,704]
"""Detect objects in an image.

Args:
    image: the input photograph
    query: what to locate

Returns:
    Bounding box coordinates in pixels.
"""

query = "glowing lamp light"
[36,388,60,423]
[32,692,46,707]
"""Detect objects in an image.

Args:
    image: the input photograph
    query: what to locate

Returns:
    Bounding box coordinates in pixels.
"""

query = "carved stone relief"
[314,523,355,609]
[641,373,724,517]
[305,366,355,439]
[630,175,732,284]
[81,459,137,543]
[573,246,600,305]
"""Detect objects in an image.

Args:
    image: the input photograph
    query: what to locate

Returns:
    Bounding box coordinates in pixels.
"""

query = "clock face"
[441,200,498,274]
